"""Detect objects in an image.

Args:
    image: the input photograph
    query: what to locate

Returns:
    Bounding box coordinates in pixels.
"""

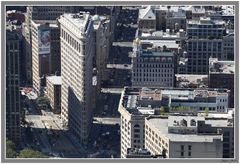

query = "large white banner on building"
[38,29,50,54]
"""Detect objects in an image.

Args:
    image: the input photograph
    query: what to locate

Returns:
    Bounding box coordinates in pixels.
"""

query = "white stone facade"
[58,12,94,144]
[145,116,223,158]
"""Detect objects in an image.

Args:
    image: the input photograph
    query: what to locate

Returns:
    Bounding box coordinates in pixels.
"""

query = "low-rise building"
[197,111,234,158]
[154,5,191,31]
[191,7,206,19]
[118,86,230,158]
[145,115,223,158]
[165,8,186,31]
[46,76,61,114]
[6,10,25,22]
[145,110,234,158]
[209,58,234,108]
[131,38,176,88]
[175,74,208,88]
[126,148,152,158]
[136,29,186,44]
[165,88,229,113]
[207,5,234,24]
[118,87,165,158]
[138,6,156,32]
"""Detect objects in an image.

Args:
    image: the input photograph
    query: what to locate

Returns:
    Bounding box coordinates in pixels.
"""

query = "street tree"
[36,96,49,105]
[18,149,48,158]
[160,106,165,115]
[204,107,209,117]
[6,139,17,158]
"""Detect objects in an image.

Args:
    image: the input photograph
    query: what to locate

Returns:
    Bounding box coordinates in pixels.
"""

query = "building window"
[181,151,184,157]
[134,129,140,133]
[181,145,184,151]
[188,152,191,156]
[188,145,192,150]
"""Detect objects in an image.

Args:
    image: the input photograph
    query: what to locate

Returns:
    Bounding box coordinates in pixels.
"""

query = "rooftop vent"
[217,128,223,134]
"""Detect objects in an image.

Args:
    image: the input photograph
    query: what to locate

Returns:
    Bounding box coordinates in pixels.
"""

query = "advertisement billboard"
[38,29,50,55]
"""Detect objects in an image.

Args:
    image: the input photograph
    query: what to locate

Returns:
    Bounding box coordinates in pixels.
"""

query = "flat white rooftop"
[205,119,231,127]
[147,117,222,142]
[138,107,155,115]
[206,109,234,119]
[222,5,235,16]
[64,13,90,28]
[59,12,91,35]
[31,20,59,28]
[47,76,61,85]
[141,39,179,49]
[187,17,225,25]
[154,5,192,12]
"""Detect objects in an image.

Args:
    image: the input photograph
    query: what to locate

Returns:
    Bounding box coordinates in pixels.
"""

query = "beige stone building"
[118,87,164,158]
[22,6,73,84]
[31,20,61,94]
[118,87,232,158]
[145,115,223,158]
[58,12,94,145]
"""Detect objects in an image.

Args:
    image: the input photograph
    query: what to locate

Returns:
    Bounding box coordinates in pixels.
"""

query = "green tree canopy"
[171,106,194,111]
[36,96,50,105]
[204,107,209,117]
[6,139,17,158]
[160,106,165,115]
[18,149,48,158]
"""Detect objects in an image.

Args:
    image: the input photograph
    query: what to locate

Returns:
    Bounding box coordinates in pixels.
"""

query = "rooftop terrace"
[209,58,235,74]
[121,87,229,115]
